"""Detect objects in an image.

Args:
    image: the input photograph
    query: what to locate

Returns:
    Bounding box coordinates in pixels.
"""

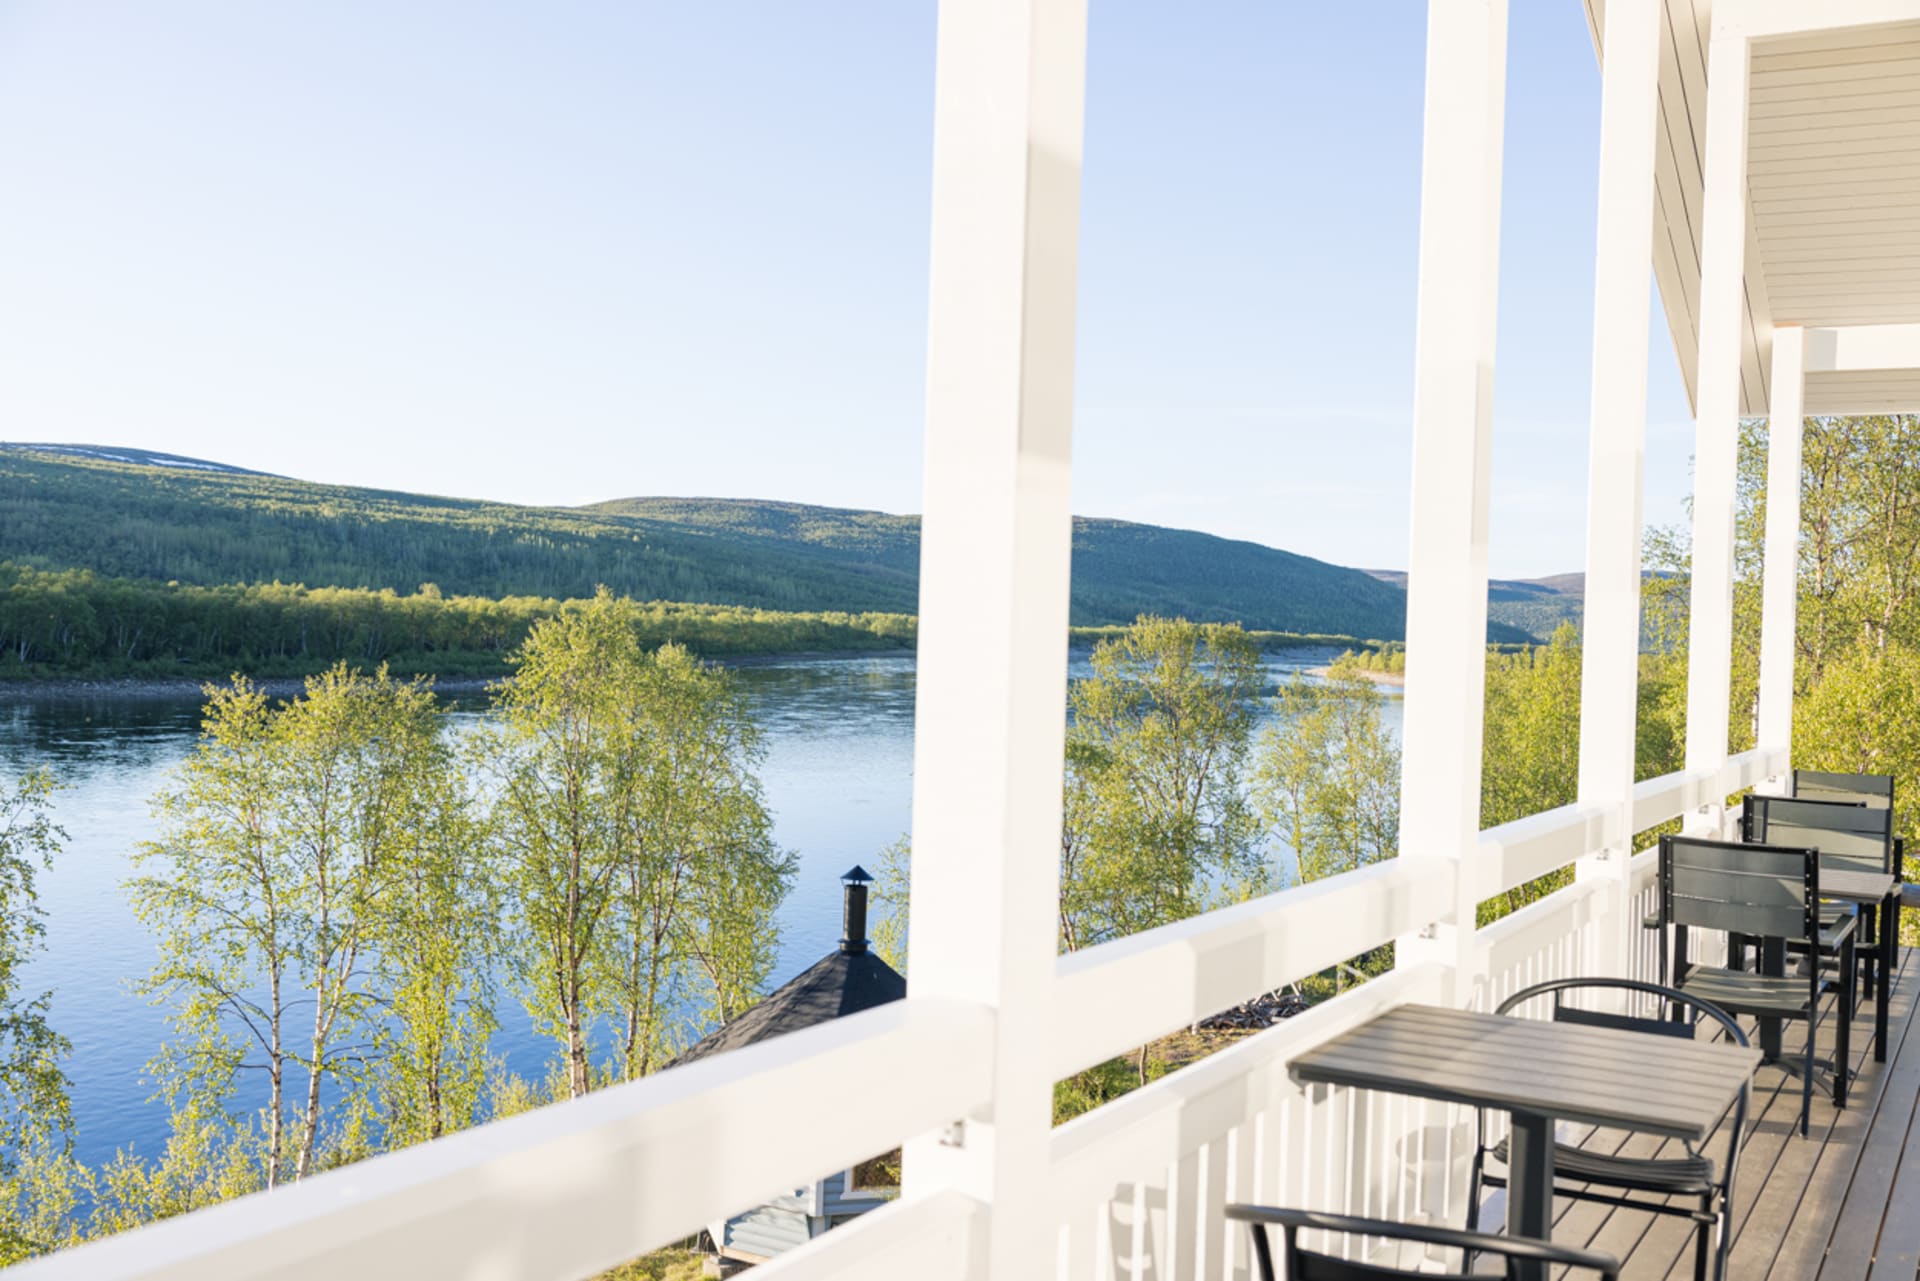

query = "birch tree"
[128,680,292,1183]
[486,591,649,1098]
[1058,617,1269,953]
[130,667,444,1183]
[1254,667,1400,885]
[605,644,791,1076]
[0,771,76,1264]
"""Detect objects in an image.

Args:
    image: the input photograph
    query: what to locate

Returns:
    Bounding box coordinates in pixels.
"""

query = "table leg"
[1506,1110,1556,1281]
[1880,892,1896,1063]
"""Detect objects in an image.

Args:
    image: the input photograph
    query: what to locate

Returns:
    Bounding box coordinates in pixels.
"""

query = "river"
[0,649,1399,1167]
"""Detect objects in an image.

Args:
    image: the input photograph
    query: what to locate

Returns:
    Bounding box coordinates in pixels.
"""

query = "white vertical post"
[1684,21,1752,831]
[1756,326,1805,765]
[1396,0,1509,1001]
[1573,0,1663,978]
[900,0,1086,1274]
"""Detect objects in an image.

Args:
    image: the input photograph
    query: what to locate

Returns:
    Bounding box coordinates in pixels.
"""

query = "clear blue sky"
[0,2,1697,579]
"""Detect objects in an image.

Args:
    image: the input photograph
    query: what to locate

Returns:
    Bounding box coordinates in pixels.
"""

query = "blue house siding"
[723,1203,810,1259]
[822,1169,893,1217]
[720,1172,895,1261]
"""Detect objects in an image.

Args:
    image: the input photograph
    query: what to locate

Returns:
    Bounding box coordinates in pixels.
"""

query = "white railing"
[9,1000,994,1281]
[1047,859,1451,1079]
[1046,966,1450,1281]
[10,754,1789,1281]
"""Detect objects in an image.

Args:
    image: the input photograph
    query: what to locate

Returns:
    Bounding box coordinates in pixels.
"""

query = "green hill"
[0,445,1530,644]
[1363,568,1585,644]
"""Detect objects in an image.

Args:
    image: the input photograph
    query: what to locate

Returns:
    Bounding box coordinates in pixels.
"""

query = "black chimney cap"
[841,865,873,884]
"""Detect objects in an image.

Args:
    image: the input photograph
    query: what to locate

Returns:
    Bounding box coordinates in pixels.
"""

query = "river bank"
[0,649,920,702]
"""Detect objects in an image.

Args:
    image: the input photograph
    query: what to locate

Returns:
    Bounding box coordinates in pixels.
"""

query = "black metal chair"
[1745,794,1895,1004]
[1463,978,1748,1281]
[1790,770,1901,981]
[1792,768,1893,811]
[1225,1205,1620,1281]
[1661,834,1853,1136]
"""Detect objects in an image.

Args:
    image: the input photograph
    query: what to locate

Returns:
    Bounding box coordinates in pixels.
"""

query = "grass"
[595,1248,706,1281]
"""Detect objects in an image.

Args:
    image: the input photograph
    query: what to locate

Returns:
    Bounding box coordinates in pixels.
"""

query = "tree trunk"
[266,961,284,1190]
[296,984,327,1180]
[566,993,591,1098]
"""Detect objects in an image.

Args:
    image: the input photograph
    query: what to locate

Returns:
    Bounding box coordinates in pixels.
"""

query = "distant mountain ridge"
[0,444,1535,643]
[1364,568,1586,641]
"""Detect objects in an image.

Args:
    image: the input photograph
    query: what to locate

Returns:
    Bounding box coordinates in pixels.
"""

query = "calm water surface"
[2,650,1397,1166]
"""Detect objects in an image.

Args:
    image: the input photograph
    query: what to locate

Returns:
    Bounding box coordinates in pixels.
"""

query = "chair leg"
[1863,906,1877,1003]
[1837,939,1855,1109]
[1694,1210,1711,1281]
[1465,1146,1484,1233]
[1802,1020,1814,1136]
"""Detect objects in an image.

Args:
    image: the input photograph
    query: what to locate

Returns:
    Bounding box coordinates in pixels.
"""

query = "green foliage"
[483,590,794,1094]
[1327,645,1405,677]
[127,667,452,1185]
[1795,416,1920,672]
[599,642,793,1076]
[868,834,912,975]
[1058,618,1272,953]
[1256,670,1400,884]
[0,563,918,680]
[0,1137,89,1264]
[0,772,70,1162]
[0,447,1450,643]
[1052,1056,1168,1126]
[593,1247,708,1281]
[87,1089,264,1237]
[369,736,497,1147]
[1475,625,1583,923]
[0,772,74,1265]
[1795,643,1920,844]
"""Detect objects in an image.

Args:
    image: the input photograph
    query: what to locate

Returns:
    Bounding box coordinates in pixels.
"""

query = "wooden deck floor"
[1478,946,1920,1279]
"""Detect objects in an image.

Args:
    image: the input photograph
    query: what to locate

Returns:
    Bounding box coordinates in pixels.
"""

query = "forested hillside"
[0,447,1528,642]
[1365,567,1584,642]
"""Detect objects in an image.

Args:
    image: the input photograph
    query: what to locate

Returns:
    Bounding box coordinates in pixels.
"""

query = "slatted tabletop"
[1290,1003,1759,1140]
[1824,869,1897,905]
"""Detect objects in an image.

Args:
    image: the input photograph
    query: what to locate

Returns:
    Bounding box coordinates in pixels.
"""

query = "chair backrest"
[1793,768,1894,811]
[1660,834,1818,943]
[1746,794,1895,877]
[1493,976,1741,1043]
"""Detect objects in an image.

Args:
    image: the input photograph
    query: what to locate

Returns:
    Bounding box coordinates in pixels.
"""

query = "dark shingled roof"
[668,948,905,1068]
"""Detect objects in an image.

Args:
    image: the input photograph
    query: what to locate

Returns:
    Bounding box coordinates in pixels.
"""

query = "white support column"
[1683,20,1752,832]
[900,0,1086,1274]
[1395,0,1509,1003]
[1574,0,1663,978]
[1757,326,1805,765]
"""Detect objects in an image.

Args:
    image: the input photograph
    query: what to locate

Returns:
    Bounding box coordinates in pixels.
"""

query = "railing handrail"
[7,999,994,1281]
[1046,860,1450,1080]
[749,1192,986,1281]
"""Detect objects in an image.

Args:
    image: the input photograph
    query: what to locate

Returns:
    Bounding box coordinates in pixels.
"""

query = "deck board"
[1466,948,1920,1279]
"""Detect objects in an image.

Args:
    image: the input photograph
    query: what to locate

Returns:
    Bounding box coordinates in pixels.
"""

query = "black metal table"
[1289,1002,1758,1281]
